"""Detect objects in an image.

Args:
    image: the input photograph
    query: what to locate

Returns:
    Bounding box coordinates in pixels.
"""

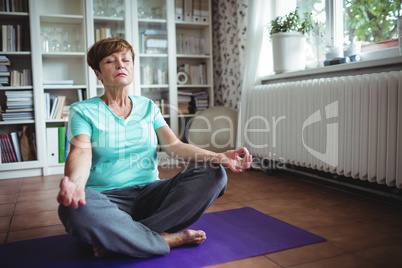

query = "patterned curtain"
[212,0,249,109]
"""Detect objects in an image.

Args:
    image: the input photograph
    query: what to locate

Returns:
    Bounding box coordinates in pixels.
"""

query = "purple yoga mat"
[0,207,325,267]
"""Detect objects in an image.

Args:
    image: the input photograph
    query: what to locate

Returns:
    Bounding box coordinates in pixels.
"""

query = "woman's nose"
[116,60,124,69]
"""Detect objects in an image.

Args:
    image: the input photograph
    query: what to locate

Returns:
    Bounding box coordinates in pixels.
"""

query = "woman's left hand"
[217,147,252,173]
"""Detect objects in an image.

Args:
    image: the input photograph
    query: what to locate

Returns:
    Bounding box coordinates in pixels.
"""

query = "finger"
[78,191,87,206]
[79,199,87,206]
[56,193,63,205]
[62,196,72,207]
[71,198,78,209]
[59,176,69,188]
[245,154,253,169]
[240,147,250,159]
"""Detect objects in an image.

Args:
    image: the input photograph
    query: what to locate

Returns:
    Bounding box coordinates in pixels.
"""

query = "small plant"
[269,9,313,36]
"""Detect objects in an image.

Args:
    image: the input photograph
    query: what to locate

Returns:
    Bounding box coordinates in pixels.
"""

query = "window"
[279,0,400,60]
[260,0,401,77]
[344,0,401,53]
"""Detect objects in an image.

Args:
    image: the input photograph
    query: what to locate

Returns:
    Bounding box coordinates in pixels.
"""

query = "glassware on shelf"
[137,0,166,20]
[50,27,61,52]
[93,0,105,16]
[138,7,146,18]
[117,0,125,17]
[73,27,82,52]
[62,27,72,52]
[41,27,50,52]
[105,1,117,17]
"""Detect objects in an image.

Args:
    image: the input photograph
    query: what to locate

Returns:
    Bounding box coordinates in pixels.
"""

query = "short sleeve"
[152,101,168,130]
[68,105,93,141]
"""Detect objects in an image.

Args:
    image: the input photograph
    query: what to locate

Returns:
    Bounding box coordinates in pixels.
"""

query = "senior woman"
[57,37,252,258]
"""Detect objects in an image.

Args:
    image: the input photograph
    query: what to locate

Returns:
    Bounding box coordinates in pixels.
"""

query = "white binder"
[46,127,59,165]
[175,0,184,21]
[184,0,193,22]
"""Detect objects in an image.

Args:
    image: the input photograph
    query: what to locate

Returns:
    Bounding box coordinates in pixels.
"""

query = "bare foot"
[93,246,112,258]
[161,229,206,248]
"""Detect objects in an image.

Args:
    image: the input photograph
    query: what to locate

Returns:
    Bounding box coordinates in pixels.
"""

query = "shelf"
[175,21,209,29]
[94,16,124,22]
[46,163,65,168]
[45,119,68,123]
[40,14,84,24]
[177,54,210,59]
[177,84,212,88]
[139,53,168,58]
[42,52,86,57]
[0,86,33,91]
[0,160,41,171]
[0,51,31,56]
[43,85,87,90]
[0,120,35,125]
[138,18,167,24]
[0,11,29,18]
[140,84,169,89]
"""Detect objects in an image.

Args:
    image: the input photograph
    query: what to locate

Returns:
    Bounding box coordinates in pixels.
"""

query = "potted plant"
[268,10,313,73]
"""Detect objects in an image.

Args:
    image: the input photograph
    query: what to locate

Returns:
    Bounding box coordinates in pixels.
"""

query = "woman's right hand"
[57,176,86,209]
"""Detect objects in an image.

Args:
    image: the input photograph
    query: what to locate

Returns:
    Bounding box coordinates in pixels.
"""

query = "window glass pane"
[344,0,401,52]
[296,0,326,24]
[296,0,326,67]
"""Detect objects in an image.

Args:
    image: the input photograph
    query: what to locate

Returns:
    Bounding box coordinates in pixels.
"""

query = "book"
[49,97,58,119]
[55,96,66,119]
[58,126,66,163]
[44,92,50,119]
[3,134,17,162]
[61,105,70,119]
[1,25,7,52]
[10,132,22,162]
[65,136,70,161]
[4,90,34,120]
[0,134,9,163]
[77,89,84,101]
[0,55,10,65]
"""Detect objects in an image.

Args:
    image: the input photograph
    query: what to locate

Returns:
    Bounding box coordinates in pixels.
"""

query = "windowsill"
[261,47,402,82]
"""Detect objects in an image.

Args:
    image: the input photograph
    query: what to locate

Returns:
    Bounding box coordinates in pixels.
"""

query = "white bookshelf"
[0,0,213,178]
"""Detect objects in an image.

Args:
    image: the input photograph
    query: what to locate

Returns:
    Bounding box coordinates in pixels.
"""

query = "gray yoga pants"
[58,163,227,258]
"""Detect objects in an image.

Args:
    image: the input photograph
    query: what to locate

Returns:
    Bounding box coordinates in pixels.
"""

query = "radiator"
[241,71,402,189]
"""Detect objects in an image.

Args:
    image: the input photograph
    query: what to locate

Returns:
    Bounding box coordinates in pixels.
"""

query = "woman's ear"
[94,69,102,81]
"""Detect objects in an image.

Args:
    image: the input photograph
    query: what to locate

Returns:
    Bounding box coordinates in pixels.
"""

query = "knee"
[58,204,84,231]
[202,163,227,192]
[58,204,75,233]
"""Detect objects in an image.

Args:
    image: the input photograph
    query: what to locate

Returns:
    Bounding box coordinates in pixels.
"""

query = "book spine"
[4,134,17,162]
[10,132,22,162]
[58,126,66,163]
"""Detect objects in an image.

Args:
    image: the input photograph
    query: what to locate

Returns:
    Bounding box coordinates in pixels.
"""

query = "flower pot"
[271,32,306,74]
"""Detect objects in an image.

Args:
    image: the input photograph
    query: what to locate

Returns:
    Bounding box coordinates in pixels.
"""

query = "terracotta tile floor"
[1,166,402,267]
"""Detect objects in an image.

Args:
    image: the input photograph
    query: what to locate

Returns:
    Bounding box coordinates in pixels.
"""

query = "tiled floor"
[1,166,402,267]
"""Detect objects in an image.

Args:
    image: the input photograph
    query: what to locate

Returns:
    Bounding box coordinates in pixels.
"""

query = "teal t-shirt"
[68,95,168,192]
